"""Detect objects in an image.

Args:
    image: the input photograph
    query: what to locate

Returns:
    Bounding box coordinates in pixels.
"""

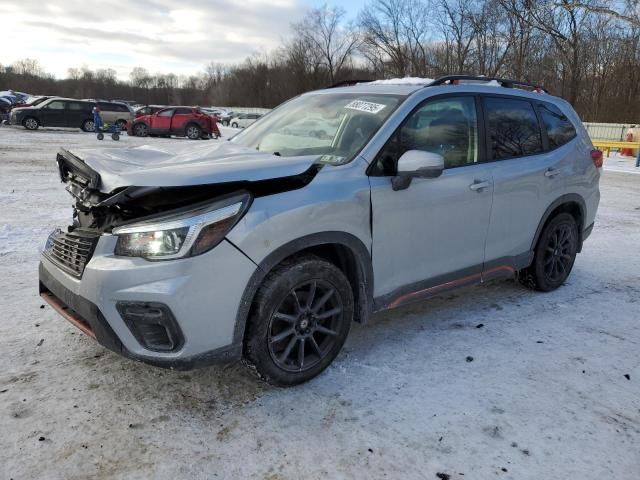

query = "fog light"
[116,302,183,352]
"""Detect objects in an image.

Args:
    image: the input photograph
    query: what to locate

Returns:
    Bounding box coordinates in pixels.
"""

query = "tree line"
[2,0,639,122]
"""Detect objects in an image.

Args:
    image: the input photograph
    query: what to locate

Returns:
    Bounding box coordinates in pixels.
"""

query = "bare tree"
[292,4,360,84]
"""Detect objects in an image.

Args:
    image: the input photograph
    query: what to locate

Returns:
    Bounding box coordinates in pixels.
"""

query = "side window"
[98,102,115,112]
[174,108,192,115]
[372,96,478,175]
[484,97,542,160]
[538,102,576,149]
[117,104,130,112]
[46,101,66,110]
[157,109,174,117]
[67,102,83,111]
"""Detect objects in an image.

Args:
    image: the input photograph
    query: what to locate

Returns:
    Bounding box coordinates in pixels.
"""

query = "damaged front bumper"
[39,233,257,369]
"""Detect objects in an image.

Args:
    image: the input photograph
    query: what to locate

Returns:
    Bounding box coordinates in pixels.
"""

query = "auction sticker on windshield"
[344,100,387,114]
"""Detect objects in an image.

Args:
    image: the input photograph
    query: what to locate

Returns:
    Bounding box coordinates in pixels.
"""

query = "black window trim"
[533,100,578,153]
[480,93,546,163]
[368,92,487,177]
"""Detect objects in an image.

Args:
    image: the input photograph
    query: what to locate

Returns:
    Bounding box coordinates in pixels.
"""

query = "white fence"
[583,122,638,141]
[216,107,271,115]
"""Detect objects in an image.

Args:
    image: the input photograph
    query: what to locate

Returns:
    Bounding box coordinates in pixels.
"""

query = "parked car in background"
[10,98,95,131]
[135,105,166,117]
[84,100,134,129]
[22,96,54,108]
[230,113,262,128]
[219,111,235,126]
[129,106,216,139]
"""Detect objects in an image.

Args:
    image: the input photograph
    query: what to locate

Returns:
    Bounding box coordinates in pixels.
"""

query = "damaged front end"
[56,148,321,234]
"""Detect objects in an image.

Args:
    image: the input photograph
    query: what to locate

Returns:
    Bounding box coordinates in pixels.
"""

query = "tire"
[244,255,354,386]
[97,133,104,140]
[23,117,39,130]
[519,212,579,292]
[112,133,120,141]
[186,124,201,140]
[82,119,95,132]
[133,123,148,137]
[231,122,238,128]
[223,120,229,126]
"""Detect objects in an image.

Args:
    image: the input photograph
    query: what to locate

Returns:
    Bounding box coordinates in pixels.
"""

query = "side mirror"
[392,150,444,191]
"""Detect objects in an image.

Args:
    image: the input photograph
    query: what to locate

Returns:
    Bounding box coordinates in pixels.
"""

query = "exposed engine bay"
[56,149,322,232]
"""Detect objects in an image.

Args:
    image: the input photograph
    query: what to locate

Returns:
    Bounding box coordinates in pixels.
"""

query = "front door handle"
[469,180,490,191]
[544,167,561,177]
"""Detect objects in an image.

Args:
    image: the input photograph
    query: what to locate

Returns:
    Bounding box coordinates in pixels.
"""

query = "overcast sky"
[1,0,367,80]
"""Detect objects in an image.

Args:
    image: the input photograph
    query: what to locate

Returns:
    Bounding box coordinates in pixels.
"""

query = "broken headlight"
[113,193,251,260]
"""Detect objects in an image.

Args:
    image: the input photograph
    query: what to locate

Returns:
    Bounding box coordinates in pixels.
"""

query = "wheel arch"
[530,194,587,253]
[233,232,374,347]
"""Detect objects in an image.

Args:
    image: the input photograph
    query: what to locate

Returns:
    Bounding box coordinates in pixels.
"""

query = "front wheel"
[23,117,39,130]
[231,122,238,128]
[519,213,579,291]
[244,256,353,386]
[133,123,148,137]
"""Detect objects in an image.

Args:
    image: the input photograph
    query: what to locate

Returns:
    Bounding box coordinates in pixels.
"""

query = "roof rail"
[427,75,549,94]
[326,79,374,88]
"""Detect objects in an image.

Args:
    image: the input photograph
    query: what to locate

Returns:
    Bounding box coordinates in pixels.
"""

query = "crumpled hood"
[63,141,321,193]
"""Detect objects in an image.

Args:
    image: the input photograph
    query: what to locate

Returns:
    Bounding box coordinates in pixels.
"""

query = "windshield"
[231,92,403,163]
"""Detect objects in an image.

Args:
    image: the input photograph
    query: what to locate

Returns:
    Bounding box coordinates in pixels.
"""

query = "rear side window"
[484,97,542,160]
[538,102,576,149]
[98,102,116,112]
[67,102,84,110]
[174,108,192,115]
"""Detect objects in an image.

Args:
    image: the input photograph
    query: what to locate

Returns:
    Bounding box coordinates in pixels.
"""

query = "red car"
[128,107,218,139]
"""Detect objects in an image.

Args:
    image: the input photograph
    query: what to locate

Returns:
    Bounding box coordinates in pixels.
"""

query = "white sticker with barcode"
[344,100,387,114]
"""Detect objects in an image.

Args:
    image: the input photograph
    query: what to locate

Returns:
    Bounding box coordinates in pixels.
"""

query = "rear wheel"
[133,123,148,137]
[519,213,579,291]
[23,117,39,130]
[112,133,120,141]
[244,256,353,386]
[82,119,95,132]
[231,122,238,128]
[186,124,201,139]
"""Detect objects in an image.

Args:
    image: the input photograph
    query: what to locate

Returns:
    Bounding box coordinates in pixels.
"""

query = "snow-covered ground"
[0,126,639,479]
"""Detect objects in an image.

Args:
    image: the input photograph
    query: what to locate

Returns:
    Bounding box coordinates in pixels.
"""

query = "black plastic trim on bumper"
[38,262,241,370]
[583,223,594,242]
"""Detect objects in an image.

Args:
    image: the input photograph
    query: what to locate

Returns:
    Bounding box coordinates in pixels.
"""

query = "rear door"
[369,95,495,305]
[482,95,568,272]
[150,108,174,133]
[40,100,67,127]
[171,108,193,133]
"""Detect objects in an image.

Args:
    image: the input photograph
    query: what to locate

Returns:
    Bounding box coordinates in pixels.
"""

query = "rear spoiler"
[56,149,101,190]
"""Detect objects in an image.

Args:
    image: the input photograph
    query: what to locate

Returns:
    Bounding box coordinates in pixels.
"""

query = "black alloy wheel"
[244,256,353,386]
[519,212,578,291]
[268,279,344,373]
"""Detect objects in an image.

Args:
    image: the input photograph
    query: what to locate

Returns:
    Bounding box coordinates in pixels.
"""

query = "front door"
[150,108,174,133]
[40,100,68,127]
[369,95,494,307]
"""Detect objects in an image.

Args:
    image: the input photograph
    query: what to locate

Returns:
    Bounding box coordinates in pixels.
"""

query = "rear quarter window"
[538,102,577,149]
[484,96,543,160]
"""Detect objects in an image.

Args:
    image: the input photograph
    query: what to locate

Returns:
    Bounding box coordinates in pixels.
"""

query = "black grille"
[43,229,100,278]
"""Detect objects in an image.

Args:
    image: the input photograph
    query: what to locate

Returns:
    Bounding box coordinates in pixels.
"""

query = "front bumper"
[39,235,258,369]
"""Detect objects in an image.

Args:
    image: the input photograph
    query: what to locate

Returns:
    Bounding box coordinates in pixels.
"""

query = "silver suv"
[39,76,601,386]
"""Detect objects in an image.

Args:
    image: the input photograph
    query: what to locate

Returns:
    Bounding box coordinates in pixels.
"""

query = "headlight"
[113,192,251,260]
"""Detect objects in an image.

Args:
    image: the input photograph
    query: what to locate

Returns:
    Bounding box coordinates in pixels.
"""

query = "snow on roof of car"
[361,77,435,86]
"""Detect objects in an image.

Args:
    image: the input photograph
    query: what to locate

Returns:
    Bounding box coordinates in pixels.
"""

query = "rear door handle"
[469,180,490,191]
[544,167,561,177]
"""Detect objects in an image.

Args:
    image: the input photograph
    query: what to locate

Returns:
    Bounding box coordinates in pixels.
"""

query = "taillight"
[591,149,603,168]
